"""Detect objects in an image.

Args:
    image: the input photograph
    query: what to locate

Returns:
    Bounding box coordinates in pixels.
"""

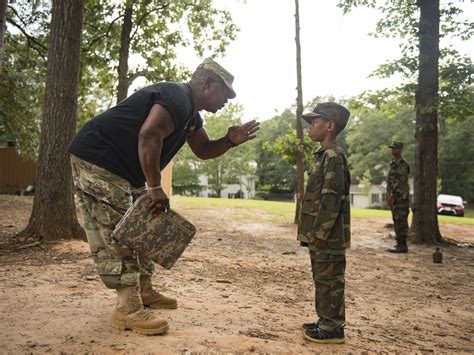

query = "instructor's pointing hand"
[226,119,260,146]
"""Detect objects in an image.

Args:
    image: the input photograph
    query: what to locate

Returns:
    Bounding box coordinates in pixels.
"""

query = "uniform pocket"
[91,200,125,228]
[97,260,123,275]
[298,204,318,240]
[96,259,127,289]
[72,157,131,209]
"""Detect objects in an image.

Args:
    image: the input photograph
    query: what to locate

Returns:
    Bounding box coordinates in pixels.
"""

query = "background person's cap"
[389,141,404,149]
[197,58,236,99]
[302,102,350,131]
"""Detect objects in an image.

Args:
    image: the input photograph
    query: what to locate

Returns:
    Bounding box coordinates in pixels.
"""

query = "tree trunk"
[21,0,85,242]
[116,0,133,103]
[411,0,443,244]
[0,0,7,65]
[294,0,305,223]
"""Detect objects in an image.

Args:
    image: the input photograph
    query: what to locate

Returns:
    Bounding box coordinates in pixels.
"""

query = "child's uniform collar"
[315,142,339,156]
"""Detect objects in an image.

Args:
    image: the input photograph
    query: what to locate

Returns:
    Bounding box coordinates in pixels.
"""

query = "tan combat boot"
[112,285,169,335]
[140,274,178,309]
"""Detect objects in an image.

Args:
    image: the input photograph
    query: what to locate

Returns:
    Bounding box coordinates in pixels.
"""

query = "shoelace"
[135,308,153,320]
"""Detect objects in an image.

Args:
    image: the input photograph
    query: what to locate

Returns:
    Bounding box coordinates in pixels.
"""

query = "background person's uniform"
[297,142,351,333]
[70,82,202,289]
[387,156,410,247]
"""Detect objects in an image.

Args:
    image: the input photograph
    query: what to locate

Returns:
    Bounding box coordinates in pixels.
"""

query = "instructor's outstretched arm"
[187,119,260,160]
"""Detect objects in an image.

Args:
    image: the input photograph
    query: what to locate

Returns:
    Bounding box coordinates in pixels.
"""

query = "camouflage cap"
[389,141,404,149]
[302,102,350,131]
[197,58,236,99]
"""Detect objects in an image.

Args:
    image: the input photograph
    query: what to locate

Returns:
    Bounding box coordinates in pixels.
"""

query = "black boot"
[302,320,320,331]
[387,237,408,253]
[304,326,345,344]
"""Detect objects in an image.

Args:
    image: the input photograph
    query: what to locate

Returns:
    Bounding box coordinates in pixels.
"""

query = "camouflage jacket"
[387,157,410,202]
[297,142,351,251]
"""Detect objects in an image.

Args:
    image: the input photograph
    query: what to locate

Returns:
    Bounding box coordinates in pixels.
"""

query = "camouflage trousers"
[70,155,154,289]
[309,246,346,332]
[391,205,409,241]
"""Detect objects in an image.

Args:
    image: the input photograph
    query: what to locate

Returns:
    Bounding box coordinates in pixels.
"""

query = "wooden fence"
[0,147,37,194]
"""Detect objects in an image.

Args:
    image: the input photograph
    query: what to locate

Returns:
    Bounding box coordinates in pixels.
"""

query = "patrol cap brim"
[223,84,236,99]
[214,73,236,99]
[301,111,324,124]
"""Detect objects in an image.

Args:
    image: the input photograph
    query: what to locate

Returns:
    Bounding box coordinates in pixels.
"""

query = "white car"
[437,194,465,217]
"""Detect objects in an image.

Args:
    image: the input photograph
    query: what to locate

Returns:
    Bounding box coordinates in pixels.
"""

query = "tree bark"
[0,0,8,65]
[21,0,85,242]
[294,0,305,223]
[411,0,443,244]
[116,0,133,103]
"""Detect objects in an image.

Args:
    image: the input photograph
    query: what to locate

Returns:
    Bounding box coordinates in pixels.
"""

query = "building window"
[382,193,387,202]
[371,193,379,204]
[350,194,354,205]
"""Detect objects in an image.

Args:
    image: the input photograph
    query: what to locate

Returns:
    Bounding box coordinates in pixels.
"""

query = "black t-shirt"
[69,82,202,187]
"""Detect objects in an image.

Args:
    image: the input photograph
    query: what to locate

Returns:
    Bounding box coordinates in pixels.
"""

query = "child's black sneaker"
[302,321,319,331]
[303,326,345,344]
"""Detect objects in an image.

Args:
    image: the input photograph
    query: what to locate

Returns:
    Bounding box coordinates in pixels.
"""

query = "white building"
[198,174,257,199]
[349,180,414,208]
[349,184,387,209]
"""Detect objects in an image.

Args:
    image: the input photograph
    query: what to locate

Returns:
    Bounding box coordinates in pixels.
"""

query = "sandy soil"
[0,195,473,353]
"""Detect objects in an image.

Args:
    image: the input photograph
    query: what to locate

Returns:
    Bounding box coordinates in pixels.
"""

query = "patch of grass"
[172,196,474,225]
[351,208,392,219]
[463,207,474,219]
[437,214,474,225]
[172,196,295,223]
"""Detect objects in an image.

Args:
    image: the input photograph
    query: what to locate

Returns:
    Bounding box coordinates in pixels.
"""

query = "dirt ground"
[0,195,473,353]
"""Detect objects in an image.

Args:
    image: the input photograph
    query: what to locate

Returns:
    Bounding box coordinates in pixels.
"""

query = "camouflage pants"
[70,155,154,289]
[309,247,346,332]
[391,205,409,241]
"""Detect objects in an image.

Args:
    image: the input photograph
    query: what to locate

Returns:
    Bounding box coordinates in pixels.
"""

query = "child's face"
[307,117,333,142]
[391,147,402,158]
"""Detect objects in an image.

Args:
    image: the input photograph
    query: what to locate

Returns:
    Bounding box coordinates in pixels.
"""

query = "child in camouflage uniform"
[297,102,351,344]
[386,141,410,253]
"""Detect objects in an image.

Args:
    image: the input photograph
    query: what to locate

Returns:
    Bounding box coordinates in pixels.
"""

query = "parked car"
[437,194,465,217]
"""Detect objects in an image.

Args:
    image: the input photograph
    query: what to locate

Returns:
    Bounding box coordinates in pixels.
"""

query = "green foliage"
[438,113,474,202]
[199,103,254,196]
[346,98,415,184]
[171,134,202,195]
[345,93,474,202]
[270,126,316,168]
[0,1,49,157]
[437,177,442,195]
[81,0,239,108]
[338,0,474,121]
[3,0,238,152]
[173,103,255,197]
[172,160,202,196]
[360,170,372,196]
[0,59,43,157]
[255,109,297,195]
